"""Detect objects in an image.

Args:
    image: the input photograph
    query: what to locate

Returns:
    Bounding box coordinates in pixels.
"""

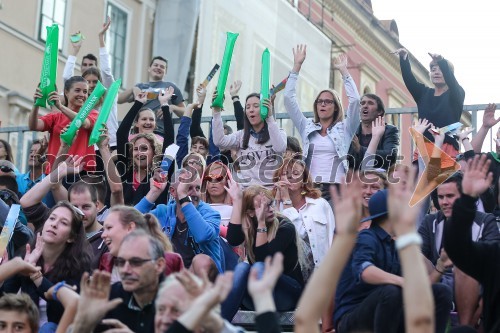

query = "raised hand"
[158,86,175,106]
[72,271,123,332]
[330,178,362,235]
[24,233,44,266]
[428,52,444,62]
[333,53,348,71]
[462,154,493,198]
[393,48,408,60]
[482,103,499,129]
[33,87,43,105]
[413,118,432,134]
[196,84,207,105]
[248,253,284,297]
[292,44,307,72]
[134,89,147,104]
[210,91,223,112]
[262,98,274,119]
[96,124,110,150]
[48,90,63,110]
[428,126,445,146]
[58,155,85,176]
[371,116,386,139]
[255,195,268,224]
[455,126,474,142]
[224,178,242,202]
[99,16,111,39]
[70,32,83,56]
[229,80,242,97]
[388,166,421,236]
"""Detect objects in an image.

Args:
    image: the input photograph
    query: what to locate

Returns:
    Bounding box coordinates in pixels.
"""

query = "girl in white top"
[212,93,287,188]
[284,45,360,196]
[274,158,335,282]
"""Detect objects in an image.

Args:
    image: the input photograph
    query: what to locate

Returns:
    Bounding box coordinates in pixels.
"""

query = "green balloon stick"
[35,24,59,107]
[211,32,239,109]
[260,48,271,121]
[60,81,106,146]
[88,79,121,146]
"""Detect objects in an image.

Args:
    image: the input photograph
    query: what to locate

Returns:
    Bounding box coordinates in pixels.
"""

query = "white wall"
[195,0,331,128]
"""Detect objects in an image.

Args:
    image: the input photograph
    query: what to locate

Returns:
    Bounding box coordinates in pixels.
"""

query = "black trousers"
[337,284,452,333]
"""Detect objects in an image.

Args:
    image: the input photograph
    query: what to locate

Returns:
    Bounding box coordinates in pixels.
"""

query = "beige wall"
[0,0,157,171]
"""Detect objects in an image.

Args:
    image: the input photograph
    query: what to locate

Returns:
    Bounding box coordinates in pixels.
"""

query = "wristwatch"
[256,227,268,233]
[179,196,192,205]
[282,199,292,205]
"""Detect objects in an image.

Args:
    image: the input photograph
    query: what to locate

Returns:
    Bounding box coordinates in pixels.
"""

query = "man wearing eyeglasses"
[99,230,166,333]
[135,168,222,276]
[348,94,399,170]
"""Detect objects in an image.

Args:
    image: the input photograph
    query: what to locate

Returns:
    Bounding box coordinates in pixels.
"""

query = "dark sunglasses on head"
[0,166,13,173]
[114,257,154,268]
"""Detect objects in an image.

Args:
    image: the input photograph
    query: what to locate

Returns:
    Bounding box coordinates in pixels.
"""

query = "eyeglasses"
[0,166,13,173]
[187,160,203,167]
[315,99,334,105]
[114,257,155,268]
[203,174,225,183]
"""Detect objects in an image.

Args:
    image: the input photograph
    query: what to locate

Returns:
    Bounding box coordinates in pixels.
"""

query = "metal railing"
[0,103,495,173]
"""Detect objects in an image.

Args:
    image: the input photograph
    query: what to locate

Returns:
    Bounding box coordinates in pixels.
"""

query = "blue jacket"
[135,198,223,272]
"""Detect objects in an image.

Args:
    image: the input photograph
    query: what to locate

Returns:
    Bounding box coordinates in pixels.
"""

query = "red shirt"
[40,110,98,173]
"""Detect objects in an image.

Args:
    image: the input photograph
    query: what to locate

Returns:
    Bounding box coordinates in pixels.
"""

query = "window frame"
[105,0,131,85]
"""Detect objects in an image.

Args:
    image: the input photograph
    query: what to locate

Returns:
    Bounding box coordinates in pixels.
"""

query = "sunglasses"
[0,166,13,173]
[114,257,155,268]
[203,174,226,183]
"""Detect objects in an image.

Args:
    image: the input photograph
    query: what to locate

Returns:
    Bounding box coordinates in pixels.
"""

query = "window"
[39,0,66,48]
[107,3,128,81]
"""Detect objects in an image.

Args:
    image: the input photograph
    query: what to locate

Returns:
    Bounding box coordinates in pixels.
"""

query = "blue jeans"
[221,261,303,321]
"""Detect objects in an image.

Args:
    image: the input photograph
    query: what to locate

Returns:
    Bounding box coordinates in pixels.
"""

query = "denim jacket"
[284,72,360,172]
[135,198,223,272]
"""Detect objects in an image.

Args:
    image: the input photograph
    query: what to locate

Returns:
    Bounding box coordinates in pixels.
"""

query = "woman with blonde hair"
[273,158,335,282]
[284,45,360,200]
[221,181,304,321]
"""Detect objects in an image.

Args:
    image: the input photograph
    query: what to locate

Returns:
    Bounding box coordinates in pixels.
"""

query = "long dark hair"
[0,139,14,163]
[39,201,92,282]
[242,93,270,149]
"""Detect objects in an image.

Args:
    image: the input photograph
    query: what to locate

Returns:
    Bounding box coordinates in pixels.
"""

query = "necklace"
[176,223,188,233]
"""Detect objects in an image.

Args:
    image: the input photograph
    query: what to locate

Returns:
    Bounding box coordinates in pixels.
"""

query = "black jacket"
[348,124,399,170]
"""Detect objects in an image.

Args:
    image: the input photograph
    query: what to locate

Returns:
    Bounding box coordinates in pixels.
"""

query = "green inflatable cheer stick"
[88,79,121,146]
[35,24,59,107]
[260,48,271,121]
[211,32,239,109]
[60,81,106,146]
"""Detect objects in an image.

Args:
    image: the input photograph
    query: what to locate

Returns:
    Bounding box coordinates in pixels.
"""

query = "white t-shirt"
[308,132,345,184]
[210,203,233,227]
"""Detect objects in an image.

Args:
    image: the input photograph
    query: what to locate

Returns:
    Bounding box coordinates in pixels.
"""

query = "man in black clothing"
[101,230,166,332]
[444,155,500,332]
[348,93,399,170]
[419,172,500,326]
[68,181,108,269]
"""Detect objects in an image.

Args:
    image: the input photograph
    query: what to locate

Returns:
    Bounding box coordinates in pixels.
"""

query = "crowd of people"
[1,19,500,333]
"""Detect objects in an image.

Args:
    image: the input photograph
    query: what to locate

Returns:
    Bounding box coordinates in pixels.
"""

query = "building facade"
[0,0,462,170]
